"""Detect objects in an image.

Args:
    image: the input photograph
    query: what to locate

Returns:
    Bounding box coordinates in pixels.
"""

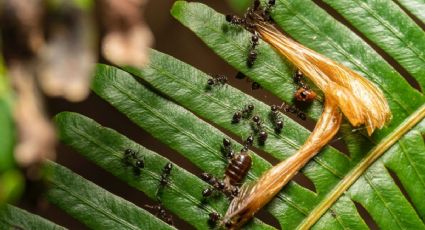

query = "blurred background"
[5,1,278,229]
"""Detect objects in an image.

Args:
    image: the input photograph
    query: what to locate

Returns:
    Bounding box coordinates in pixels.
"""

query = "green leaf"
[397,0,425,23]
[0,59,15,172]
[44,160,176,230]
[168,1,425,229]
[0,170,24,205]
[34,0,425,229]
[0,204,65,229]
[0,98,15,172]
[55,111,273,230]
[227,0,252,13]
[321,0,425,91]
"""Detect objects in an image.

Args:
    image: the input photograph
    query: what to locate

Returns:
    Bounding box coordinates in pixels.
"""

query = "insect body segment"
[201,138,252,199]
[293,70,317,102]
[123,149,144,175]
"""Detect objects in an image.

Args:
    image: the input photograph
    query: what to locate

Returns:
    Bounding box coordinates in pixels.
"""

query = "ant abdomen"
[224,152,252,186]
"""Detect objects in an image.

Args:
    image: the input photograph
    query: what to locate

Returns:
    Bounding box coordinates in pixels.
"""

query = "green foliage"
[0,204,65,230]
[44,160,176,229]
[1,0,424,229]
[0,56,22,206]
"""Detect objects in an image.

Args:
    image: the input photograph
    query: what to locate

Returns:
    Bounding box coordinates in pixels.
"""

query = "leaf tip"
[170,1,188,18]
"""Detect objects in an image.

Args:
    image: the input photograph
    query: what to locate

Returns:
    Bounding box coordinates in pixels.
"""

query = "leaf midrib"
[298,103,425,229]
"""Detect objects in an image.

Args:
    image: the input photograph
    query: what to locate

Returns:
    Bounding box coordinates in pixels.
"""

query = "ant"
[225,0,277,68]
[247,33,259,67]
[270,105,284,133]
[207,74,227,89]
[145,204,174,225]
[242,104,254,119]
[200,138,252,199]
[250,116,268,145]
[232,111,242,124]
[251,81,261,90]
[222,138,235,159]
[156,162,173,199]
[208,212,221,226]
[123,149,144,175]
[225,137,252,188]
[293,70,317,102]
[232,103,254,123]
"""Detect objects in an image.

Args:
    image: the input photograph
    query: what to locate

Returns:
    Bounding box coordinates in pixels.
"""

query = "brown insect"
[223,150,252,187]
[294,87,317,102]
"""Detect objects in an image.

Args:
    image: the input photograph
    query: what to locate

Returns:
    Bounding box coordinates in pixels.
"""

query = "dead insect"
[293,70,317,102]
[295,87,317,102]
[145,204,174,225]
[224,150,252,187]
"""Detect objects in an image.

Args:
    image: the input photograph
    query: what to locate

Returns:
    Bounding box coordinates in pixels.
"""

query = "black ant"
[156,162,173,199]
[251,81,261,90]
[232,111,242,124]
[270,105,284,133]
[123,149,144,175]
[225,0,278,68]
[200,173,228,197]
[232,104,254,123]
[208,212,221,226]
[145,204,174,225]
[247,33,259,68]
[242,104,254,119]
[293,70,317,102]
[207,74,227,89]
[244,134,254,148]
[222,138,235,158]
[250,116,268,145]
